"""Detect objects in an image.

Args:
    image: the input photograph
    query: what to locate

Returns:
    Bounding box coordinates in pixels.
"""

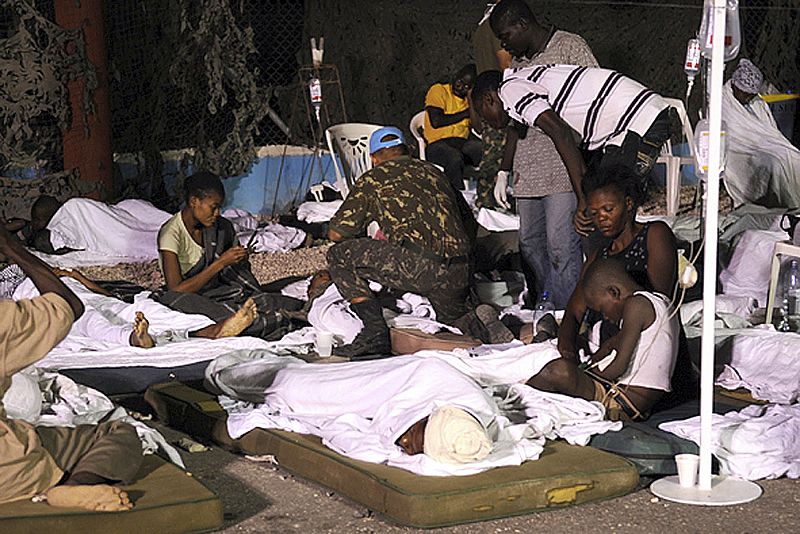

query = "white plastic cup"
[675,453,700,488]
[315,331,334,358]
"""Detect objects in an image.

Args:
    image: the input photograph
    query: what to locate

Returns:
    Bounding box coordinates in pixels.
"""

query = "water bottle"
[532,290,556,335]
[784,259,800,323]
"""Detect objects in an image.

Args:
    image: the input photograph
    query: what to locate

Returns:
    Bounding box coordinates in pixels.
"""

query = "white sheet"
[722,81,800,209]
[223,209,306,253]
[12,276,270,370]
[296,200,343,223]
[476,207,520,232]
[44,198,171,266]
[719,229,787,304]
[207,343,620,476]
[715,328,800,404]
[660,403,800,480]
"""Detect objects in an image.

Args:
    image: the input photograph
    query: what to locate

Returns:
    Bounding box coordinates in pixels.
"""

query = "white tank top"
[616,291,679,391]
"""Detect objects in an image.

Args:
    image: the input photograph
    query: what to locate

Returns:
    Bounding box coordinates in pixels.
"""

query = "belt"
[397,239,469,267]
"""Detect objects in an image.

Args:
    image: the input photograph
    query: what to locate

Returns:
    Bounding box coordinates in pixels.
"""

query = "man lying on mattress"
[156,171,303,341]
[6,264,259,349]
[0,224,141,511]
[527,258,680,421]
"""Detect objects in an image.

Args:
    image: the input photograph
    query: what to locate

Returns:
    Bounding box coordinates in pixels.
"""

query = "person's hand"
[218,246,248,267]
[493,170,511,210]
[572,200,594,236]
[51,267,74,278]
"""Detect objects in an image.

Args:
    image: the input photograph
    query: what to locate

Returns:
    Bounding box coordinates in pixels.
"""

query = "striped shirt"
[499,65,667,151]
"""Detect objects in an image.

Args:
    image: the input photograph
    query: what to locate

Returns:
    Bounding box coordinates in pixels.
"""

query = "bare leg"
[45,484,133,512]
[191,297,258,339]
[526,358,597,400]
[128,311,155,348]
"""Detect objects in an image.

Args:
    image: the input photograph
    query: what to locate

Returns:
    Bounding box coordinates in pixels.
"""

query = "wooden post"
[55,0,113,199]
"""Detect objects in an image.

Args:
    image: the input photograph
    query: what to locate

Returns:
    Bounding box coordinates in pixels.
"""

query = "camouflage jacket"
[329,156,472,258]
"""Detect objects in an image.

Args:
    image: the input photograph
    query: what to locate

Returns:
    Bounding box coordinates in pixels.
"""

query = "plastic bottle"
[684,38,701,102]
[308,75,322,123]
[532,290,556,334]
[784,259,800,320]
[697,0,741,62]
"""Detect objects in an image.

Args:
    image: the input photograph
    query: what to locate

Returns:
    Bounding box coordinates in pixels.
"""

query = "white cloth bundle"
[423,406,492,464]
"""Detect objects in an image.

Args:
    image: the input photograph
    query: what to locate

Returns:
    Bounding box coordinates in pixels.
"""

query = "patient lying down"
[395,406,492,464]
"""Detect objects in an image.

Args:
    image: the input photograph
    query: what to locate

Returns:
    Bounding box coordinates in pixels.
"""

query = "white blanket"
[715,328,800,404]
[660,403,800,480]
[722,81,800,209]
[719,229,787,305]
[296,200,342,223]
[13,277,270,370]
[476,207,520,232]
[207,343,620,476]
[223,209,306,253]
[43,198,171,266]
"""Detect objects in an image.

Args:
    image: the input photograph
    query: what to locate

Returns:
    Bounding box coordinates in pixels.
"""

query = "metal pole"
[698,0,727,492]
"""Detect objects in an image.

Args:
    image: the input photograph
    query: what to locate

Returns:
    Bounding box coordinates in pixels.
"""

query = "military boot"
[332,299,392,358]
[453,304,515,345]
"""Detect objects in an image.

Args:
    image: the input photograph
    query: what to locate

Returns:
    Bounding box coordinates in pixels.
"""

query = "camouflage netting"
[0,0,96,173]
[0,169,94,220]
[107,0,271,206]
[302,0,799,140]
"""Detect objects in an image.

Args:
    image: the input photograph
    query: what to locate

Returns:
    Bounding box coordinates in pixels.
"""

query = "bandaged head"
[423,405,492,464]
[732,59,763,94]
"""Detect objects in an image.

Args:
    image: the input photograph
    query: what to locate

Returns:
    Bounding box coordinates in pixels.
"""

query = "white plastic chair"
[409,111,427,160]
[656,97,695,217]
[325,123,382,198]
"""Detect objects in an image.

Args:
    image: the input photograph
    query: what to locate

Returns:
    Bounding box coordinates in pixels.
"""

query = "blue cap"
[369,126,405,154]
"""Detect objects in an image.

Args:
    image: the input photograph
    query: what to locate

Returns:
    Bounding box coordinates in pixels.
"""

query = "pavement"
[153,423,800,534]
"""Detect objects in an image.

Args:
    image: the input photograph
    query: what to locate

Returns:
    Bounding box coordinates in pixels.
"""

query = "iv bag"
[698,0,741,62]
[693,118,728,181]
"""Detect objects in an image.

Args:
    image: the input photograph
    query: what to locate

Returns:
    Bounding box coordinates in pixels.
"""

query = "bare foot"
[129,311,155,348]
[216,297,258,338]
[45,484,133,512]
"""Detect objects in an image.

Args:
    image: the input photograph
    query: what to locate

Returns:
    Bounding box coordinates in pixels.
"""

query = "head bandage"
[423,405,492,464]
[732,59,763,94]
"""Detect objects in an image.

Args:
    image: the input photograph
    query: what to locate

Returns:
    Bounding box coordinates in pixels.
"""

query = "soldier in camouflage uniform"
[475,126,507,209]
[327,127,480,358]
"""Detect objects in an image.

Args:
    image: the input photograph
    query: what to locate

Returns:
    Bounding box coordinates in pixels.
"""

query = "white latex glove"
[493,170,511,210]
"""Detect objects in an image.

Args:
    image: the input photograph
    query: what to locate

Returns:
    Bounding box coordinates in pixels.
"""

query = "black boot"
[332,299,391,358]
[453,304,515,345]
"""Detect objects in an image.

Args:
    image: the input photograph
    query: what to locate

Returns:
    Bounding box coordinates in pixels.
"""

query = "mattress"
[0,455,223,533]
[145,381,639,528]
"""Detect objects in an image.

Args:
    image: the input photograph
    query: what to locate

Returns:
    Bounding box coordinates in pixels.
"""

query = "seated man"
[527,258,679,421]
[327,127,512,357]
[722,59,800,209]
[424,64,483,191]
[0,224,140,510]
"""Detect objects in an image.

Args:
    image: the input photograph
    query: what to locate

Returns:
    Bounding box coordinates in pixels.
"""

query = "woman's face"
[189,191,223,228]
[586,186,633,238]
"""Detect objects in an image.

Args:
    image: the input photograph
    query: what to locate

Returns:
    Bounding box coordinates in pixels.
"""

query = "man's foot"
[45,484,133,512]
[332,299,391,358]
[129,311,155,348]
[216,297,258,338]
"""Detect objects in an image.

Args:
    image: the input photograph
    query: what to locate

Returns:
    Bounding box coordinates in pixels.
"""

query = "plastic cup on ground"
[315,331,334,358]
[675,453,699,488]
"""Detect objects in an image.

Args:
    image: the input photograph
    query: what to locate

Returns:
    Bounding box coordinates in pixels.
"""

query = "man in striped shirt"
[472,65,672,233]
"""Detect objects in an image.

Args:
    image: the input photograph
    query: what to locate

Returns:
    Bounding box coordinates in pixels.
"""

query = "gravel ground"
[152,422,799,534]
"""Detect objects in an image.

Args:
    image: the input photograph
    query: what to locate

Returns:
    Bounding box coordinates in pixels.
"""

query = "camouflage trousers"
[327,238,470,323]
[475,126,507,209]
